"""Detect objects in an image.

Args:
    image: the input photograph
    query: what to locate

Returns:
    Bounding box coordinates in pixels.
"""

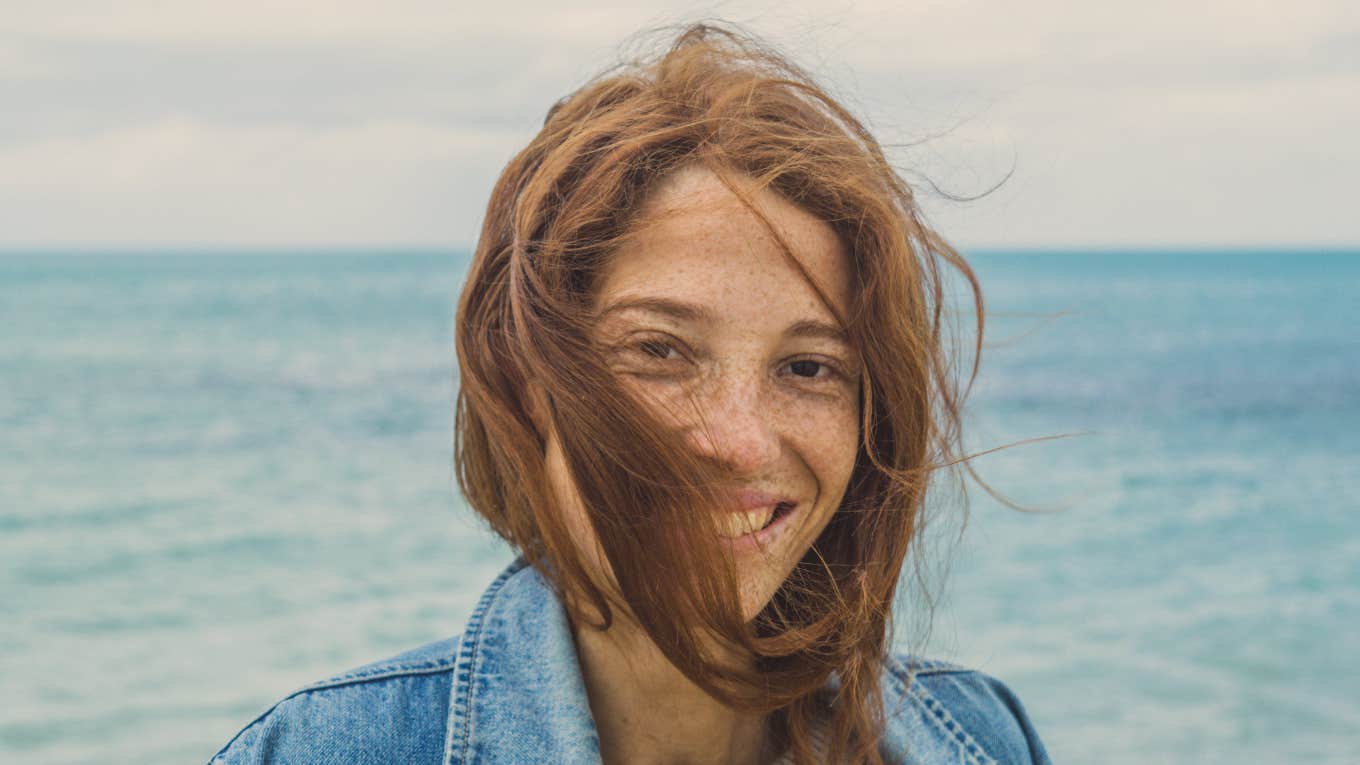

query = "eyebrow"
[596,296,850,345]
[596,296,714,324]
[785,318,850,345]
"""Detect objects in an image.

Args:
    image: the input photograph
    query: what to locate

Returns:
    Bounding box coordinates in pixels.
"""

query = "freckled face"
[544,165,860,621]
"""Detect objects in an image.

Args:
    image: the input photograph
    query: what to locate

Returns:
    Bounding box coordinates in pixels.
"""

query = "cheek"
[789,398,860,501]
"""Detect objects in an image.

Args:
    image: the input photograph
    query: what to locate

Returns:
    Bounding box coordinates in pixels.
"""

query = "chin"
[735,562,793,624]
[731,516,832,623]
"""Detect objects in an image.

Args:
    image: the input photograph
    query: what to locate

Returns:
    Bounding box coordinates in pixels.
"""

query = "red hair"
[455,22,987,764]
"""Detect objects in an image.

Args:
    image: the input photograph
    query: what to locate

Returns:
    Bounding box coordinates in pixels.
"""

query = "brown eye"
[788,360,825,378]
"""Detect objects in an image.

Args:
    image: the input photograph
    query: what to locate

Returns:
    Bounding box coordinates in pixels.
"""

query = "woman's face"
[545,165,861,622]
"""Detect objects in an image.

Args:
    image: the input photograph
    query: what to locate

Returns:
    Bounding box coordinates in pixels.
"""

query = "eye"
[784,358,837,379]
[788,360,825,378]
[637,339,680,361]
[608,333,692,378]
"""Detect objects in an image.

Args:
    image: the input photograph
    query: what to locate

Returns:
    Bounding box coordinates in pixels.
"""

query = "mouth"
[716,501,798,551]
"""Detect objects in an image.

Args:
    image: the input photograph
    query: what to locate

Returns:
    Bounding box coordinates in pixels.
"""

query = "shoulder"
[879,653,1052,765]
[208,635,463,765]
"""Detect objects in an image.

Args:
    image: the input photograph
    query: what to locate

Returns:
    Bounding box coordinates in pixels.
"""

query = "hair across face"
[453,23,984,765]
[547,163,861,624]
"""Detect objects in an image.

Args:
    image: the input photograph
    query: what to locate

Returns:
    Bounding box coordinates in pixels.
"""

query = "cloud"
[914,70,1360,247]
[2,0,1357,247]
[0,117,525,246]
[6,0,677,45]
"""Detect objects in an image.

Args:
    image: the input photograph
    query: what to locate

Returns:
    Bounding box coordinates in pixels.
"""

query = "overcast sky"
[2,0,1356,250]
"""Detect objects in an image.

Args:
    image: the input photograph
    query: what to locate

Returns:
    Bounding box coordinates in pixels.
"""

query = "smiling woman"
[210,21,1050,765]
[568,165,862,626]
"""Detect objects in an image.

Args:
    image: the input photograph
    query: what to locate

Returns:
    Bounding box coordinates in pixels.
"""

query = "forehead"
[597,166,851,321]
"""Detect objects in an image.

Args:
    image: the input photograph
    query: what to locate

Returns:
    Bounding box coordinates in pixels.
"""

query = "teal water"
[1,250,1356,763]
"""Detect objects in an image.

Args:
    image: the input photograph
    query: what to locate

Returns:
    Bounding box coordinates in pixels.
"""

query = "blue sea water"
[1,249,1356,763]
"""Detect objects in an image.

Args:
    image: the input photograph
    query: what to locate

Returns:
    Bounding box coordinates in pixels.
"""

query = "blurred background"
[2,2,1356,763]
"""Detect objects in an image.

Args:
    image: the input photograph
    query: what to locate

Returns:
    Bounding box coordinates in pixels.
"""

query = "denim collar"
[444,557,602,765]
[441,556,955,765]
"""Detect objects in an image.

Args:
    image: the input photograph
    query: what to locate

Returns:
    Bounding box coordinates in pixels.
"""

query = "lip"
[718,491,800,554]
[727,488,796,513]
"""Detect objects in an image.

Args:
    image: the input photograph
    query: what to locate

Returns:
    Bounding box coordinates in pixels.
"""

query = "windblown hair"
[454,22,985,765]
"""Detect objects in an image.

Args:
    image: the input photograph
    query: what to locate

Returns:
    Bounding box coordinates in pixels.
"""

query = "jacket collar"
[442,556,934,765]
[444,556,602,765]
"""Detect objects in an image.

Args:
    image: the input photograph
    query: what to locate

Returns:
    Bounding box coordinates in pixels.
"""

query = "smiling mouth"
[715,501,796,539]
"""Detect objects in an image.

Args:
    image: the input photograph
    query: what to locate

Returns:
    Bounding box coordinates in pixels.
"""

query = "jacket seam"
[443,557,531,765]
[885,657,999,765]
[910,666,977,676]
[902,671,997,765]
[298,657,459,692]
[206,660,458,763]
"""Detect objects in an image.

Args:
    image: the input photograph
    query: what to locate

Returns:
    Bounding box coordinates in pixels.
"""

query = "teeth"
[716,507,777,539]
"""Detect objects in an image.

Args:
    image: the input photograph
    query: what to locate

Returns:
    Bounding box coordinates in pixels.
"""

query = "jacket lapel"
[444,557,603,765]
[441,557,959,765]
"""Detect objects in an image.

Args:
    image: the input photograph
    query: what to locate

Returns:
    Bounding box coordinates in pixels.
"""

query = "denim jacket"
[210,557,1051,764]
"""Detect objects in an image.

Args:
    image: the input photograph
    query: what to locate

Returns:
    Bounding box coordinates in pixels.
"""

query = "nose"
[682,374,782,475]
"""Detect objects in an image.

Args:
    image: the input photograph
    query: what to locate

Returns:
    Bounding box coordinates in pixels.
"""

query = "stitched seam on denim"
[293,661,456,691]
[206,661,459,763]
[443,557,530,765]
[886,658,975,693]
[907,676,996,765]
[294,661,458,693]
[440,631,473,765]
[911,666,975,676]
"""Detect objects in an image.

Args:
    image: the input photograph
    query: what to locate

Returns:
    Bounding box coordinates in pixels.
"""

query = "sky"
[2,0,1357,250]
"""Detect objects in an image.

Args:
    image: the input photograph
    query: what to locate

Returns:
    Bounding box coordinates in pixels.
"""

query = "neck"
[571,613,774,765]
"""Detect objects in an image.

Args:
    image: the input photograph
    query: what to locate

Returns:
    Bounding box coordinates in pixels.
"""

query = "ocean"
[2,249,1356,763]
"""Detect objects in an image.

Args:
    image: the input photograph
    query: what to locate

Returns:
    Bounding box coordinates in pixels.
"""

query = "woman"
[211,23,1051,765]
